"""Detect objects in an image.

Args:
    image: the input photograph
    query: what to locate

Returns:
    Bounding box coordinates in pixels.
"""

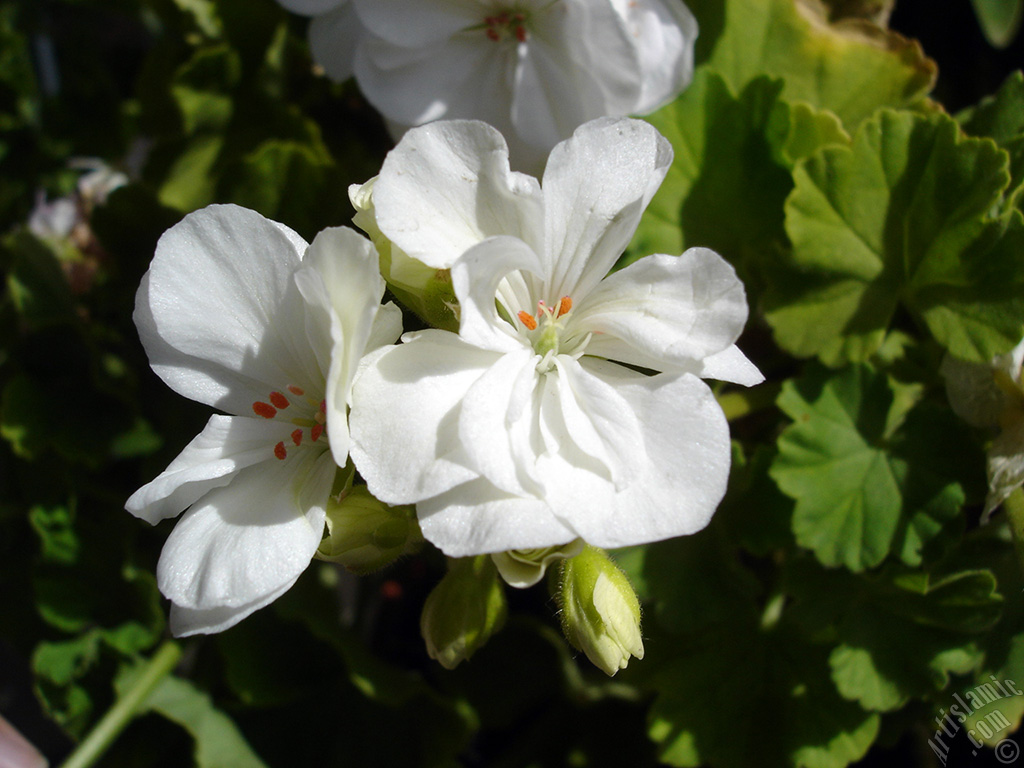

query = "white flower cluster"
[127,117,761,638]
[276,0,698,171]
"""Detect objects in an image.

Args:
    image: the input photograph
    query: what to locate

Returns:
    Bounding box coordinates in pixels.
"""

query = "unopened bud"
[317,485,421,574]
[558,545,644,677]
[349,178,458,331]
[420,556,507,669]
[491,540,583,588]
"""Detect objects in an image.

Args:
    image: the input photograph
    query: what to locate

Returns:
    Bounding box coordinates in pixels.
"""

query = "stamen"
[518,311,538,330]
[486,27,500,41]
[252,401,277,419]
[556,296,572,317]
[287,385,305,396]
[274,441,287,460]
[291,429,303,446]
[311,424,324,442]
[269,391,290,409]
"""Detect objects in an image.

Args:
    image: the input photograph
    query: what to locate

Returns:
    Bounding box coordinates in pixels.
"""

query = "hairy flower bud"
[558,545,644,677]
[349,178,458,331]
[317,485,421,574]
[420,556,507,669]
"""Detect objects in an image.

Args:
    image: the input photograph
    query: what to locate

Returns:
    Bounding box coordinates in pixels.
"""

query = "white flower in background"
[349,118,762,557]
[126,204,401,636]
[942,339,1024,519]
[278,0,698,171]
[28,157,129,243]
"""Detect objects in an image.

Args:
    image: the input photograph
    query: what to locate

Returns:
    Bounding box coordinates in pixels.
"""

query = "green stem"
[717,382,780,422]
[1004,488,1024,577]
[60,641,181,768]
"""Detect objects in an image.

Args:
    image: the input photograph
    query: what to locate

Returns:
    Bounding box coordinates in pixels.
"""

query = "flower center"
[250,384,328,460]
[483,10,529,42]
[516,296,590,371]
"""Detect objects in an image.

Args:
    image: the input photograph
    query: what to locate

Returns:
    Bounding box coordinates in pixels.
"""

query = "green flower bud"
[349,178,459,331]
[491,539,584,588]
[317,485,422,574]
[558,545,644,677]
[420,556,507,669]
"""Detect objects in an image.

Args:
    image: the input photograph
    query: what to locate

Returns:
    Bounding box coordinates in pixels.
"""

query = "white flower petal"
[135,204,320,415]
[451,236,545,353]
[941,354,1008,428]
[126,415,292,525]
[610,0,698,114]
[458,348,542,497]
[372,121,544,269]
[551,356,646,488]
[541,118,672,302]
[349,332,491,504]
[510,0,639,158]
[574,249,752,375]
[417,478,577,556]
[696,344,765,386]
[157,449,334,615]
[352,0,479,47]
[169,577,298,637]
[354,34,507,127]
[556,363,730,548]
[296,226,392,465]
[366,301,404,352]
[985,418,1024,518]
[308,4,361,82]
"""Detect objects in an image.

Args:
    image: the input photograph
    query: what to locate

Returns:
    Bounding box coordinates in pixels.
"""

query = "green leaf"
[958,71,1024,212]
[772,365,899,571]
[648,618,879,768]
[970,0,1023,48]
[772,365,970,571]
[959,72,1024,146]
[766,100,852,169]
[3,230,77,327]
[32,632,101,736]
[686,0,936,127]
[115,664,269,768]
[960,632,1024,746]
[766,109,1024,363]
[219,140,340,237]
[631,69,792,273]
[642,521,761,635]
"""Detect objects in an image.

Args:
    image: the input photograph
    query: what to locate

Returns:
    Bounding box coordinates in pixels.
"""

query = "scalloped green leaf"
[686,0,936,127]
[630,69,792,274]
[772,365,970,571]
[648,619,879,768]
[766,109,1024,363]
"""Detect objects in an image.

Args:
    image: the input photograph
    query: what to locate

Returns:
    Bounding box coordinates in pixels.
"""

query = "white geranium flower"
[278,0,697,172]
[942,339,1024,519]
[126,204,401,636]
[349,118,762,556]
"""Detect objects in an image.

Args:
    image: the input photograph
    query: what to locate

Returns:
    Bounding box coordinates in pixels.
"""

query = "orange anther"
[287,385,304,396]
[556,296,572,317]
[269,391,289,409]
[274,441,287,460]
[515,26,527,42]
[291,429,303,446]
[486,27,500,41]
[311,424,324,442]
[252,402,277,419]
[518,310,538,330]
